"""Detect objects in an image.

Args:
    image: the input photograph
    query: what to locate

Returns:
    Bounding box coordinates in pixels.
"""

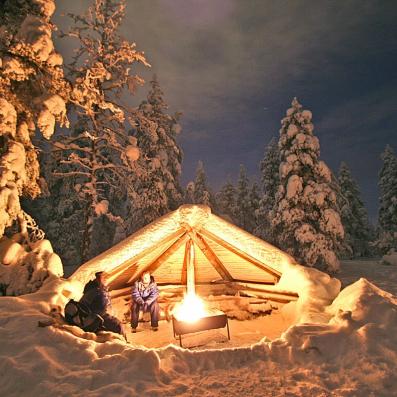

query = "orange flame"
[172,293,208,323]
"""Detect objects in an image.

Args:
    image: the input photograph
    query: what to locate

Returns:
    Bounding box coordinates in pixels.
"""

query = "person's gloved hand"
[136,298,144,306]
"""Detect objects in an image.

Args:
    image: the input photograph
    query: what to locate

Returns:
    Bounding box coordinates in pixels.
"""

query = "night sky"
[54,0,397,222]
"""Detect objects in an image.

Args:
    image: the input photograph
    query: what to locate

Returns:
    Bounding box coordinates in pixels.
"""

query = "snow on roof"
[70,205,294,285]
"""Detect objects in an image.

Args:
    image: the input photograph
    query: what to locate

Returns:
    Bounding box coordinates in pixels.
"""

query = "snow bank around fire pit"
[0,275,396,396]
[0,206,395,395]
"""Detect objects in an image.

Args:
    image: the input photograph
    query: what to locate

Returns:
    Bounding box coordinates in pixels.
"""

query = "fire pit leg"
[179,334,182,347]
[226,317,230,340]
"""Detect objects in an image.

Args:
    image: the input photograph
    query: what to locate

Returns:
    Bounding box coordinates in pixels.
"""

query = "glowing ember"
[172,293,208,323]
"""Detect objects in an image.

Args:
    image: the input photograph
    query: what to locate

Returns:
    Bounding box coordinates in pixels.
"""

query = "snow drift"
[0,237,63,296]
[0,272,395,396]
[381,250,397,266]
[0,205,394,395]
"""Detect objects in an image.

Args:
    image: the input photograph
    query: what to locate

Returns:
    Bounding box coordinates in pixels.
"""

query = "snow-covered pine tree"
[255,138,280,242]
[270,98,344,272]
[0,0,69,294]
[235,164,251,230]
[126,76,183,233]
[338,162,372,257]
[194,161,212,207]
[377,145,397,252]
[0,0,69,237]
[125,116,169,233]
[183,181,195,204]
[48,0,148,262]
[246,181,260,233]
[35,174,84,267]
[139,76,183,209]
[215,179,237,223]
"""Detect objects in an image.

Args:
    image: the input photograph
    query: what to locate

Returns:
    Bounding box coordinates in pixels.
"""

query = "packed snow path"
[124,311,293,349]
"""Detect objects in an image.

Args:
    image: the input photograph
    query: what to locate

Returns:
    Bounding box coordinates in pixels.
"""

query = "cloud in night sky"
[53,0,397,221]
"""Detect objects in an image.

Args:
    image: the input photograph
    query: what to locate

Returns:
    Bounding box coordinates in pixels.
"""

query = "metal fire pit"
[172,310,230,347]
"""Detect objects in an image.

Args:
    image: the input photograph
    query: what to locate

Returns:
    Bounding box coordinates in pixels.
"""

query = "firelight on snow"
[172,292,208,323]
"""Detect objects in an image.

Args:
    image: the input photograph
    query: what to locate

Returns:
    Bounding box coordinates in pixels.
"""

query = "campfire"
[172,299,230,347]
[172,292,208,323]
[172,238,209,323]
[171,237,230,347]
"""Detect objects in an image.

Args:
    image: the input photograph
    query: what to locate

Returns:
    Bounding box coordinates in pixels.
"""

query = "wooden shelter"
[70,205,299,303]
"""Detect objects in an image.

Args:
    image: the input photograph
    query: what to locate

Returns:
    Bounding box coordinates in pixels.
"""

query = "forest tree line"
[0,0,395,276]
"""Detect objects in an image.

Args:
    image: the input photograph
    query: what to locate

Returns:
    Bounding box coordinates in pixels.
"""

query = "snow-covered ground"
[120,307,293,350]
[0,259,396,397]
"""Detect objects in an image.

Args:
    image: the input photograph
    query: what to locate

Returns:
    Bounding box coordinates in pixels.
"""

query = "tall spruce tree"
[194,160,212,206]
[338,162,371,257]
[255,138,280,242]
[216,178,237,223]
[270,98,344,272]
[27,174,84,267]
[183,181,195,204]
[378,145,397,252]
[47,0,148,263]
[126,118,169,234]
[246,181,260,233]
[236,164,251,230]
[135,76,183,208]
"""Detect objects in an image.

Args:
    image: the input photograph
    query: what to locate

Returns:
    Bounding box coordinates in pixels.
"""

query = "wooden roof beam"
[199,228,282,280]
[180,238,190,285]
[140,232,190,279]
[231,278,276,286]
[106,228,185,284]
[188,231,234,282]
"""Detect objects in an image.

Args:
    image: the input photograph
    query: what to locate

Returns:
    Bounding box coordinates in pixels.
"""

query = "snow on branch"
[45,0,149,263]
[0,0,70,239]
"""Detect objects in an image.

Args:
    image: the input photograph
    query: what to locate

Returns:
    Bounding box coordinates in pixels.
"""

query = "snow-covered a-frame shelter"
[69,205,300,303]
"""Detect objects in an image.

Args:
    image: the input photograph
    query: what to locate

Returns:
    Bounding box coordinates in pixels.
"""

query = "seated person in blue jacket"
[130,271,159,332]
[80,271,124,335]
